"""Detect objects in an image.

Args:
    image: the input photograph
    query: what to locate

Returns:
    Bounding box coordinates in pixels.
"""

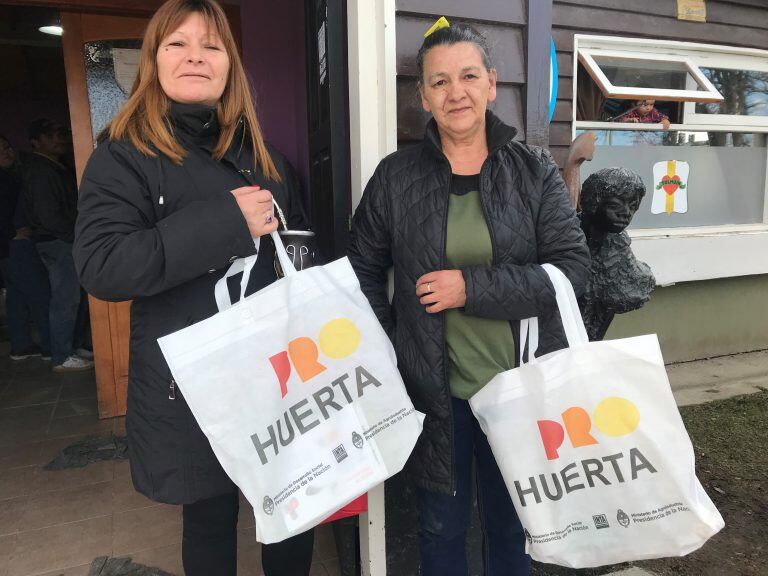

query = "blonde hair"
[108,0,279,181]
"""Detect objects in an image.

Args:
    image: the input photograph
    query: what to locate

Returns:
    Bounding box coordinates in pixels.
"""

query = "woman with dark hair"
[74,1,314,574]
[348,20,590,575]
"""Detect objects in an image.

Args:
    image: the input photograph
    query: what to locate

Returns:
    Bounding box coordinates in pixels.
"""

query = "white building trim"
[347,1,397,574]
[630,226,768,286]
[348,0,397,212]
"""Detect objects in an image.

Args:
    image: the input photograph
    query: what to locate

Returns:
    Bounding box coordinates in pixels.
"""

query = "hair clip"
[424,16,450,38]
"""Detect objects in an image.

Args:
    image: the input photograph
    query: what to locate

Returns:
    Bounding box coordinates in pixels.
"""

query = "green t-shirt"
[445,174,516,399]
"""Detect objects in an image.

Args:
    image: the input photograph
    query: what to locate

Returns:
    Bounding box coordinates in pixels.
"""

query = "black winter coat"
[22,153,78,242]
[347,111,590,494]
[0,167,21,258]
[74,103,308,505]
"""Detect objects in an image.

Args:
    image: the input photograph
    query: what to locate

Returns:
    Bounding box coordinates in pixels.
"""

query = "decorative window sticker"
[652,160,689,214]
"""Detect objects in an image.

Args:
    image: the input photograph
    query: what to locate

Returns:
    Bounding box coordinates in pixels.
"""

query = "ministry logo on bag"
[263,496,275,515]
[513,397,658,508]
[352,431,364,449]
[617,509,630,528]
[333,444,348,463]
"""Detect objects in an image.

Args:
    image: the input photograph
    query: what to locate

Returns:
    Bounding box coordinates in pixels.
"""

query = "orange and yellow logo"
[269,319,361,397]
[538,397,640,460]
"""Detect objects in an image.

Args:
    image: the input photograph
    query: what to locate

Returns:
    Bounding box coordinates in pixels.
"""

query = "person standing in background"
[0,134,51,361]
[22,119,92,371]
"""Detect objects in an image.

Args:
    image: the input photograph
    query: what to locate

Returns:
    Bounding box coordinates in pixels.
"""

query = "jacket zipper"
[169,379,176,400]
[442,148,499,495]
[431,128,513,495]
[477,150,521,365]
[439,163,457,496]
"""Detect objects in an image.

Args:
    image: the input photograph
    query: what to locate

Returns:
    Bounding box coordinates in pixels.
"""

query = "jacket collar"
[424,110,518,160]
[168,101,220,143]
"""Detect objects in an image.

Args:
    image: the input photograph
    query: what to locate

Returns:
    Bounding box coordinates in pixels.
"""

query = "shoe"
[53,355,94,372]
[75,347,94,360]
[10,345,42,361]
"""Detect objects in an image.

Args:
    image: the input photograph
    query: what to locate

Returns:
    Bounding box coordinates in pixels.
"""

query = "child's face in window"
[635,99,656,115]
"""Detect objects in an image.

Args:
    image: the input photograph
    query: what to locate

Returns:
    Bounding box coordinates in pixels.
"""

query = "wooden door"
[61,12,148,418]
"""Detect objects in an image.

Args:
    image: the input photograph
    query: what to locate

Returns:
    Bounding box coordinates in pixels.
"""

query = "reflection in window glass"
[577,130,761,147]
[695,68,768,116]
[84,40,142,143]
[577,129,766,229]
[592,55,704,91]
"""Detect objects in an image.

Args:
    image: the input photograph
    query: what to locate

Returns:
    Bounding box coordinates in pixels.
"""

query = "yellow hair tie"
[424,16,450,38]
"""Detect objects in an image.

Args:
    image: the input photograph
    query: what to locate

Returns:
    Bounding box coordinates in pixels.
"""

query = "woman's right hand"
[231,186,279,238]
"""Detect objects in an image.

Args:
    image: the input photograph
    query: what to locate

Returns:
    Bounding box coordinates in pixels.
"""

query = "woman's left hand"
[416,270,466,313]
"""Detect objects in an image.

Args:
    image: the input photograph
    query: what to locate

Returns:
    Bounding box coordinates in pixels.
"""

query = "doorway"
[1,0,352,420]
[305,0,351,260]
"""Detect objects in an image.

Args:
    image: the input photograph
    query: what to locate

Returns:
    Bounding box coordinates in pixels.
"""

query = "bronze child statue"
[578,168,655,341]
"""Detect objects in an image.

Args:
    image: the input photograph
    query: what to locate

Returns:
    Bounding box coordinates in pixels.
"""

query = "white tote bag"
[158,231,424,544]
[469,264,723,568]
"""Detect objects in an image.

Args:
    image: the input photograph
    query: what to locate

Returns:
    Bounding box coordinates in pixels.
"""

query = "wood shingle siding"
[550,0,768,167]
[395,0,526,26]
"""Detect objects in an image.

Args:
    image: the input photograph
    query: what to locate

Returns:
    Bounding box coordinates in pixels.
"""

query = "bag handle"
[272,197,288,231]
[519,264,588,365]
[214,198,293,312]
[215,237,259,311]
[271,229,297,278]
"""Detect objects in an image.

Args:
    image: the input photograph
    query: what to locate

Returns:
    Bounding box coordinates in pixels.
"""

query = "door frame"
[305,0,352,259]
[10,0,240,419]
[346,3,395,574]
[59,11,148,418]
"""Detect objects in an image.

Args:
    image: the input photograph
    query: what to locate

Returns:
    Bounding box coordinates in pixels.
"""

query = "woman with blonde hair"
[74,1,314,573]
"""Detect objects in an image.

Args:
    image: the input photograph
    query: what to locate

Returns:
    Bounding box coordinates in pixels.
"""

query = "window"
[685,68,768,127]
[578,129,767,230]
[578,48,723,103]
[573,36,768,284]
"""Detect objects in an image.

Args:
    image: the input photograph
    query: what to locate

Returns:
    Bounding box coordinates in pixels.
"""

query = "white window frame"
[578,47,723,103]
[682,52,768,128]
[573,35,768,285]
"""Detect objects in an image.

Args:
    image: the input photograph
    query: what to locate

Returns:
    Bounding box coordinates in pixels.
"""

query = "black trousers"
[182,491,315,576]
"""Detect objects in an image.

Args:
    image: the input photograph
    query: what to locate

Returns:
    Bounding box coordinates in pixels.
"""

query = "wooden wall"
[550,0,768,168]
[395,0,529,146]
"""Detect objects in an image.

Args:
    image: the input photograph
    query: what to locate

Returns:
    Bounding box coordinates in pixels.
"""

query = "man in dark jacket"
[23,119,92,371]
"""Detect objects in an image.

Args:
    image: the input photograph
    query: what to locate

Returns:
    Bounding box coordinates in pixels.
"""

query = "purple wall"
[237,0,310,201]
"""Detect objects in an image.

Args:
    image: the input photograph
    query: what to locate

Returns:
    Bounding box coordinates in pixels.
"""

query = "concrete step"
[667,348,768,406]
[605,569,659,576]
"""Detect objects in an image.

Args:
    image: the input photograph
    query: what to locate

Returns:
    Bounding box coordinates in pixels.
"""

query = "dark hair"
[416,23,492,85]
[28,118,62,142]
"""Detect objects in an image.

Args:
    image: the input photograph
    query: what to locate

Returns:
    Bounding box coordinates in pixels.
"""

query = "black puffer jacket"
[74,102,308,505]
[347,111,590,494]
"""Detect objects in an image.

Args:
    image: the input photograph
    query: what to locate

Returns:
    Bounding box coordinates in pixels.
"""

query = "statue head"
[581,168,645,233]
